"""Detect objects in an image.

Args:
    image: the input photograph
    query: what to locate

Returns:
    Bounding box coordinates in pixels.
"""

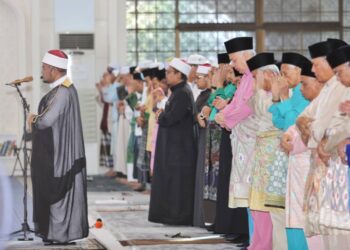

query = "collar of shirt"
[49,75,68,89]
[199,88,210,94]
[243,69,251,76]
[324,75,337,89]
[170,81,186,91]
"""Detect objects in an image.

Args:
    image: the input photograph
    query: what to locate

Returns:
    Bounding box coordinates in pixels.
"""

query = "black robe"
[214,129,249,235]
[195,88,211,112]
[148,81,197,225]
[193,88,211,227]
[31,79,89,242]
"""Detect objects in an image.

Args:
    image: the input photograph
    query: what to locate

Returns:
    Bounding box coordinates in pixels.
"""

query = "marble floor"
[1,176,241,250]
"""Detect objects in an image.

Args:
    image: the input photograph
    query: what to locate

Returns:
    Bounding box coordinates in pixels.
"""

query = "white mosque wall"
[0,0,127,175]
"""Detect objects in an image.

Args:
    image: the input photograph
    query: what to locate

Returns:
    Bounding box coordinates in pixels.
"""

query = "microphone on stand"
[5,76,33,86]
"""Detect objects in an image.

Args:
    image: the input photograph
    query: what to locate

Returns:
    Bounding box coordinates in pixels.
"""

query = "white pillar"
[31,0,41,109]
[108,0,127,66]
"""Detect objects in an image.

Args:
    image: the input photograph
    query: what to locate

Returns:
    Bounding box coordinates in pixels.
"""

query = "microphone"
[5,76,33,86]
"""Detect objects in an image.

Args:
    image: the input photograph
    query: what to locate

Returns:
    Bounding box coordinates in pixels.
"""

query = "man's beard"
[41,76,49,84]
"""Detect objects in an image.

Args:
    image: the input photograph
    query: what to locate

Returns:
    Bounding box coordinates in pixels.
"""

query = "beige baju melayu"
[300,76,348,236]
[317,89,350,248]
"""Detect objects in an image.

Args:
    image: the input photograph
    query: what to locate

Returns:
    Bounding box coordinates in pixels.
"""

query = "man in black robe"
[148,58,197,225]
[28,50,88,244]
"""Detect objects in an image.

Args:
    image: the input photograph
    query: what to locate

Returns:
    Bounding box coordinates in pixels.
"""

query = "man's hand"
[270,76,289,100]
[103,73,113,86]
[300,133,310,146]
[337,138,350,164]
[278,77,289,100]
[317,138,331,166]
[152,89,165,103]
[136,116,145,127]
[115,75,121,83]
[339,100,350,116]
[155,109,164,121]
[270,76,281,100]
[296,116,313,145]
[100,78,108,88]
[213,97,228,110]
[296,116,313,135]
[27,113,37,132]
[139,105,147,113]
[127,84,135,94]
[280,133,293,154]
[225,65,236,83]
[255,70,265,91]
[117,101,125,114]
[214,113,225,127]
[201,106,211,118]
[211,66,227,88]
[197,114,206,128]
[135,103,146,112]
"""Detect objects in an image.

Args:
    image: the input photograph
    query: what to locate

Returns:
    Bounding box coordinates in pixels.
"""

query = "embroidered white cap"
[186,54,208,65]
[42,50,68,69]
[196,65,211,75]
[168,58,191,77]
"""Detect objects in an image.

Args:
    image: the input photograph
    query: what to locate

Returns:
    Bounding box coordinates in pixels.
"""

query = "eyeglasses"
[196,75,206,79]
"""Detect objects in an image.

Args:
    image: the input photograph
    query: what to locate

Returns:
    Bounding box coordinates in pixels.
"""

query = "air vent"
[68,51,85,55]
[59,34,94,50]
[77,89,97,143]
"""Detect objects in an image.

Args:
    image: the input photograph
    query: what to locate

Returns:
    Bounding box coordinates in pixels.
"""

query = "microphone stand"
[9,83,34,241]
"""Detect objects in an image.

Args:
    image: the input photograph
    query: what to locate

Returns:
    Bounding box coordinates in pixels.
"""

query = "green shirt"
[208,82,237,121]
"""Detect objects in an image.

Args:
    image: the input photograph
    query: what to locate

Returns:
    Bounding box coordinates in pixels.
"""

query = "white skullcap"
[149,62,162,69]
[196,65,211,75]
[186,54,208,65]
[168,58,191,77]
[209,59,219,68]
[137,60,153,69]
[164,61,170,69]
[157,62,165,70]
[42,50,68,69]
[119,66,130,74]
[108,62,118,69]
[211,62,219,68]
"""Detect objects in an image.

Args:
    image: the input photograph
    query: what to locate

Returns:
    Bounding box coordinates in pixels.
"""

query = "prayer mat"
[87,175,132,192]
[5,238,106,250]
[119,238,229,246]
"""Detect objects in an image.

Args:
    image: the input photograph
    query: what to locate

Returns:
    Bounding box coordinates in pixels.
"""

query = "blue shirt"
[268,84,309,131]
[102,82,120,122]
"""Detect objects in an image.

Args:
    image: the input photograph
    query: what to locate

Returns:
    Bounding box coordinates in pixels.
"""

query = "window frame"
[127,0,345,64]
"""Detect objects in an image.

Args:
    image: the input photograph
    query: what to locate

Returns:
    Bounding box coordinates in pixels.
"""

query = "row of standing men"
[98,36,350,250]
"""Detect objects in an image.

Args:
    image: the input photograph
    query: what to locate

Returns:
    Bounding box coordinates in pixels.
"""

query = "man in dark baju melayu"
[148,58,197,225]
[28,50,88,244]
